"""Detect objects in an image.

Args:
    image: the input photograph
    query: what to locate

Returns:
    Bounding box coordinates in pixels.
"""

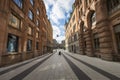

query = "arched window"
[91,12,96,26]
[89,12,96,29]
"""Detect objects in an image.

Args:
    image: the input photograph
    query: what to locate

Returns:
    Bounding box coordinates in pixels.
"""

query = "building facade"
[69,0,120,61]
[65,6,80,54]
[53,39,59,49]
[0,0,53,67]
[59,40,65,49]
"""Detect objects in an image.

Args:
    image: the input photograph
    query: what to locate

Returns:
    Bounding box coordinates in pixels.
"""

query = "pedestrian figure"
[59,51,61,55]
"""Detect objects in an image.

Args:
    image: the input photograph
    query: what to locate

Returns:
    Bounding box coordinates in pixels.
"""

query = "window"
[93,33,100,50]
[86,0,88,7]
[9,14,20,29]
[13,0,23,8]
[36,42,39,50]
[36,19,39,26]
[82,25,86,32]
[114,24,120,52]
[84,40,87,48]
[36,32,39,38]
[81,8,83,16]
[7,34,19,52]
[28,10,33,20]
[73,24,76,32]
[30,0,34,6]
[91,12,96,26]
[27,39,32,51]
[27,27,32,35]
[72,15,75,22]
[107,0,120,13]
[37,9,39,15]
[74,34,77,41]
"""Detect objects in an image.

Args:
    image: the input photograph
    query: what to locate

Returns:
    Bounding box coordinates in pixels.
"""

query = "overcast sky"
[43,0,75,43]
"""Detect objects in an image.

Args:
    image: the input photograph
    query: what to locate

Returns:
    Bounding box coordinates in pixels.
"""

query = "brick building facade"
[0,0,53,67]
[65,0,120,61]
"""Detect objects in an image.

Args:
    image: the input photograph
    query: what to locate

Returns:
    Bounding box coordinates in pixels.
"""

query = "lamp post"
[56,34,59,52]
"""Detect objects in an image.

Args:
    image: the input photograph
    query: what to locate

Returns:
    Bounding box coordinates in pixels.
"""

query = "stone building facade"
[72,0,120,61]
[0,0,53,67]
[65,6,80,54]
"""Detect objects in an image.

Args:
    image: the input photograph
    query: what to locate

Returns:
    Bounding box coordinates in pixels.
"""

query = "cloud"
[43,0,75,43]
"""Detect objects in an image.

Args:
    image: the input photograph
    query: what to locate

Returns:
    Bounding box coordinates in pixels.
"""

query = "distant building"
[59,40,65,49]
[0,0,53,66]
[53,39,59,49]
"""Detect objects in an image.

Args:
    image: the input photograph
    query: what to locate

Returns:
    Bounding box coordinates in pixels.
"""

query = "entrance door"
[116,33,120,53]
[114,24,120,53]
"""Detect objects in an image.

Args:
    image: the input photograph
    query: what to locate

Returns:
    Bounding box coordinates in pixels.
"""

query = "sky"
[43,0,75,43]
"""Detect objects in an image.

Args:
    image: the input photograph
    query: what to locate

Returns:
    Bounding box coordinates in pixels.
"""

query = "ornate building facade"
[0,0,53,66]
[65,6,80,54]
[66,0,120,61]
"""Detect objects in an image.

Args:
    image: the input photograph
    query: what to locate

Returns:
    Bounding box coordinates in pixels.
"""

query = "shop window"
[7,34,19,52]
[28,10,33,20]
[9,14,20,29]
[13,0,23,9]
[93,33,100,50]
[27,39,32,51]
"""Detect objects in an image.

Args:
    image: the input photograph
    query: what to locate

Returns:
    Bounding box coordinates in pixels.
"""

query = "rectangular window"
[36,20,39,26]
[84,41,87,48]
[9,14,20,29]
[27,39,32,51]
[73,24,76,32]
[72,15,75,22]
[30,0,34,6]
[28,10,33,20]
[7,34,19,52]
[13,0,23,8]
[27,27,32,35]
[37,9,39,15]
[36,32,39,38]
[93,33,100,49]
[36,42,39,50]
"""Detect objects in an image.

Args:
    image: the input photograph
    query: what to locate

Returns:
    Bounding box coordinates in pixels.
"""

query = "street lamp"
[56,34,59,52]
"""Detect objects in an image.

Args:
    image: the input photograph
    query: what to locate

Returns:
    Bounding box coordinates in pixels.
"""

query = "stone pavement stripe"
[63,54,91,80]
[10,54,53,80]
[66,53,120,80]
[0,53,48,75]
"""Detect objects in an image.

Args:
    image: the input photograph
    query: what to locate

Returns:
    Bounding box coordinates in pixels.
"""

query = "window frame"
[9,13,21,29]
[13,0,23,9]
[7,34,19,53]
[28,10,34,20]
